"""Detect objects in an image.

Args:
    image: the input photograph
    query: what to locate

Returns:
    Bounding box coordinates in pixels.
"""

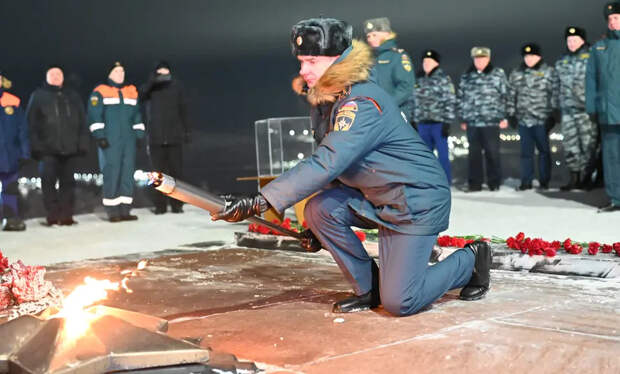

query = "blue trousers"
[518,124,551,185]
[98,139,136,218]
[418,122,452,183]
[304,186,475,316]
[601,125,620,205]
[0,170,19,218]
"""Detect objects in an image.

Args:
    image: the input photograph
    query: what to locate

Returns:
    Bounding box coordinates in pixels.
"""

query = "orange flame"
[51,260,148,343]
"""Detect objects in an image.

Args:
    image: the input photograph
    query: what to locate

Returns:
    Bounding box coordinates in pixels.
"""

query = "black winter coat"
[140,76,189,145]
[26,83,88,159]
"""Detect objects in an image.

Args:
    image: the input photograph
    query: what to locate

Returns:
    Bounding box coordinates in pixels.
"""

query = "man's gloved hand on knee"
[211,194,270,222]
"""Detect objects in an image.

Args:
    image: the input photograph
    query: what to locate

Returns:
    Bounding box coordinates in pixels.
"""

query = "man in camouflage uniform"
[586,2,620,213]
[554,26,598,191]
[364,17,415,122]
[413,49,456,183]
[508,43,557,191]
[458,47,510,191]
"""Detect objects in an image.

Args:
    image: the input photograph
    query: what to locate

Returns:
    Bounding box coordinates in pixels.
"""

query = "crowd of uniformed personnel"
[1,2,619,232]
[362,2,620,214]
[0,61,189,231]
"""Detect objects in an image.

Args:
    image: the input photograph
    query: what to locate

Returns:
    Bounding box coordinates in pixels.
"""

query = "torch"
[147,172,302,239]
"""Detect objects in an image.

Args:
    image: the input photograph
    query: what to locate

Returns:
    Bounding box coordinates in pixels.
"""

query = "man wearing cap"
[586,2,620,213]
[140,61,190,214]
[87,62,144,222]
[26,65,89,226]
[458,47,510,192]
[554,26,598,191]
[413,49,456,183]
[507,43,557,191]
[364,17,415,122]
[213,18,492,316]
[0,70,29,231]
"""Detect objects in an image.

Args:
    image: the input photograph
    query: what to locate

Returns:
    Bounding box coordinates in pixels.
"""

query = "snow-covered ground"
[1,185,618,266]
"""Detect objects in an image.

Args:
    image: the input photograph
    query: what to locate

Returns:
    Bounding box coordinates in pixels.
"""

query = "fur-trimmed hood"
[291,40,374,106]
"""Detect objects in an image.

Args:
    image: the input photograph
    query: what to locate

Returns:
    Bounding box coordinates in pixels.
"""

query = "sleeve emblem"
[333,101,358,132]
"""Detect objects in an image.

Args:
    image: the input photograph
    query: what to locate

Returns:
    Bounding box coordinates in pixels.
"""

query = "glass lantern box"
[254,117,315,178]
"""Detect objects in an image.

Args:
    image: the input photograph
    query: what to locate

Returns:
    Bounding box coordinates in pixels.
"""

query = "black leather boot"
[560,171,580,191]
[333,261,380,313]
[2,217,26,231]
[459,241,492,301]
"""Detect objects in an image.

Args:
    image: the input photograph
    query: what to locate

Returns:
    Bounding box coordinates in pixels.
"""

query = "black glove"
[212,194,270,222]
[441,122,450,138]
[299,229,322,252]
[97,138,110,149]
[410,121,418,131]
[507,116,518,129]
[544,116,555,133]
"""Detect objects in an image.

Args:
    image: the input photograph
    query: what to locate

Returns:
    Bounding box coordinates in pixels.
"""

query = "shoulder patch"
[401,54,412,72]
[90,95,99,106]
[333,101,358,132]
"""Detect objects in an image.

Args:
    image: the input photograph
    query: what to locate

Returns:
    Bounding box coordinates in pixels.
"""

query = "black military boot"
[459,241,492,301]
[560,171,580,191]
[517,182,532,191]
[2,217,26,231]
[333,261,380,313]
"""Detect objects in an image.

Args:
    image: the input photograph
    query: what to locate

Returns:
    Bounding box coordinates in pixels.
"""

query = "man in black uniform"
[26,65,89,226]
[140,61,190,214]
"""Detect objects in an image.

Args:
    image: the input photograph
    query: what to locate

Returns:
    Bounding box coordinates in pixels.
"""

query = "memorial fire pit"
[0,305,257,374]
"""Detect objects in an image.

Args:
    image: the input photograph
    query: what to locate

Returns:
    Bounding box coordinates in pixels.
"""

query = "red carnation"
[302,221,308,228]
[354,231,366,242]
[0,251,8,272]
[551,241,562,250]
[588,242,600,255]
[516,232,525,242]
[544,248,557,257]
[563,239,572,250]
[454,238,467,248]
[568,244,583,255]
[437,236,451,247]
[602,244,613,253]
[614,243,620,256]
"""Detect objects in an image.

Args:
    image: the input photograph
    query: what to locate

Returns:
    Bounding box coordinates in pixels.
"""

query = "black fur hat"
[521,43,542,57]
[605,1,620,18]
[565,26,586,40]
[291,18,353,56]
[108,61,123,74]
[421,49,441,63]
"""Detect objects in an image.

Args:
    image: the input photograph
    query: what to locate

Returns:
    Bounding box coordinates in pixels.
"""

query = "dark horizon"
[1,0,610,193]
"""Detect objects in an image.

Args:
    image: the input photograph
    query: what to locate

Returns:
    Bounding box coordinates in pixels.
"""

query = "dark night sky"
[0,1,609,193]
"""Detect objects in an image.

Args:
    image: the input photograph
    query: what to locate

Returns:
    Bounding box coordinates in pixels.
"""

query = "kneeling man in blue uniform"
[214,18,492,316]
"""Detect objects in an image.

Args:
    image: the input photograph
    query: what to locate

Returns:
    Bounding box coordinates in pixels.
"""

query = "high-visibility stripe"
[133,123,145,131]
[89,122,105,132]
[103,98,121,105]
[102,196,133,206]
[124,98,137,106]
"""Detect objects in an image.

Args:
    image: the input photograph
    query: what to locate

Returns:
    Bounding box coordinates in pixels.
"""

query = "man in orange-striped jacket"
[87,62,144,222]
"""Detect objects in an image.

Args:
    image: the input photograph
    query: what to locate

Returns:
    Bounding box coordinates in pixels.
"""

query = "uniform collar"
[107,79,124,88]
[568,43,590,56]
[521,59,544,71]
[375,38,397,54]
[467,63,494,74]
[607,29,620,40]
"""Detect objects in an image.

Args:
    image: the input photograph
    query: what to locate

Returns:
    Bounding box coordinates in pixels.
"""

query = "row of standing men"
[364,7,620,213]
[0,61,189,231]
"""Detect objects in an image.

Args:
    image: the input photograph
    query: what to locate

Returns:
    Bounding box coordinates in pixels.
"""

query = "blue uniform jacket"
[261,41,450,236]
[586,30,620,125]
[0,90,30,173]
